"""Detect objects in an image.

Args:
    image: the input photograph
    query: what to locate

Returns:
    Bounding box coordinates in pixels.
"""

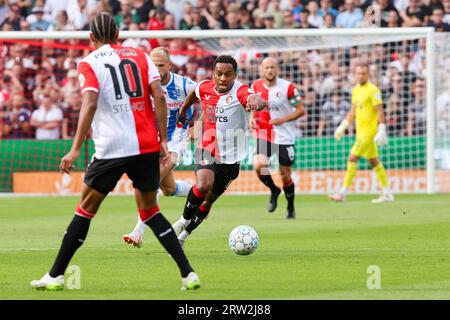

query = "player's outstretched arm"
[334,103,355,141]
[245,94,267,112]
[60,91,98,173]
[177,89,199,126]
[150,80,169,163]
[374,104,388,146]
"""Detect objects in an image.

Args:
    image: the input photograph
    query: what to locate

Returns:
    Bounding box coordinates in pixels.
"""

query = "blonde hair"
[150,47,171,60]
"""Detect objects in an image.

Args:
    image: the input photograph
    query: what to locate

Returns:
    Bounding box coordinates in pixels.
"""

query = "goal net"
[1,29,448,195]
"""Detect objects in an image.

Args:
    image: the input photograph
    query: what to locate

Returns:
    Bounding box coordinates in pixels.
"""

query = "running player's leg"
[279,144,296,219]
[178,163,239,245]
[254,139,281,212]
[173,168,214,236]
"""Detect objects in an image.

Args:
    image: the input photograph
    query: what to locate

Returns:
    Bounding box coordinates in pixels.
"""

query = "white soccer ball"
[228,225,259,255]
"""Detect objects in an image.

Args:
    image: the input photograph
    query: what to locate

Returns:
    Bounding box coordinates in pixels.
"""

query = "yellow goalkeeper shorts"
[350,136,379,159]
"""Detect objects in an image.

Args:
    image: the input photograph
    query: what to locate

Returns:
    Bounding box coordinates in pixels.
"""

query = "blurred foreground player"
[30,13,200,291]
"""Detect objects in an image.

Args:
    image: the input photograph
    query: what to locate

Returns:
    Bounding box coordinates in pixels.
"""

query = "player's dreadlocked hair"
[214,55,238,72]
[90,12,118,44]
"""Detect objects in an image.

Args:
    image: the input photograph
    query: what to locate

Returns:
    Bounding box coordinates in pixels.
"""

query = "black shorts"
[84,152,160,195]
[194,148,240,196]
[255,138,295,167]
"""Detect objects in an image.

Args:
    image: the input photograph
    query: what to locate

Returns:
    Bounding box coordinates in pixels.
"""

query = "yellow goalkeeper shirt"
[351,81,383,138]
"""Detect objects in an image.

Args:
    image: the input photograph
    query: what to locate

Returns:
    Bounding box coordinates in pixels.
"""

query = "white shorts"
[168,128,188,163]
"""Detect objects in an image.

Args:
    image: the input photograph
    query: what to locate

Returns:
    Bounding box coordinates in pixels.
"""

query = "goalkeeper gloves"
[374,123,388,146]
[334,119,350,141]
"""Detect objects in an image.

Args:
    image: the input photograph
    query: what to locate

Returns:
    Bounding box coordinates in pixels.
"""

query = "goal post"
[1,28,448,195]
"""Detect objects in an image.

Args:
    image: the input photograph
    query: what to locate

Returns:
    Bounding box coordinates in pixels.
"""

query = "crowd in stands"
[0,0,449,140]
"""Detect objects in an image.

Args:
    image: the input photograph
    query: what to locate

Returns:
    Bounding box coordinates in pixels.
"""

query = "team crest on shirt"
[78,74,85,87]
[276,91,282,98]
[226,96,233,104]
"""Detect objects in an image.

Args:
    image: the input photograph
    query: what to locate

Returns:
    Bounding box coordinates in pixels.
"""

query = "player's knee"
[196,182,212,195]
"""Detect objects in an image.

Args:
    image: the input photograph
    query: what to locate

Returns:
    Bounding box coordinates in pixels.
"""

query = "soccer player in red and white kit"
[250,57,305,219]
[171,55,267,246]
[30,13,200,291]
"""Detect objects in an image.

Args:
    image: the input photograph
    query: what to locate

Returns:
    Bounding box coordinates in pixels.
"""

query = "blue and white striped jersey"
[163,72,196,142]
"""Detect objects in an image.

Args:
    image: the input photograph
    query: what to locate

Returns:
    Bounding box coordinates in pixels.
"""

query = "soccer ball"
[228,225,259,255]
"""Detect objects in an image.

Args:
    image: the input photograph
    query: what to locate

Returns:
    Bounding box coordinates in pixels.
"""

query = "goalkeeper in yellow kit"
[329,63,394,203]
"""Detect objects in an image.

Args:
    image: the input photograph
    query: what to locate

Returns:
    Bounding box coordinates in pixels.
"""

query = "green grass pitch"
[1,194,449,300]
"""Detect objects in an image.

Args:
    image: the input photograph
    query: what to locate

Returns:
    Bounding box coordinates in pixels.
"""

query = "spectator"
[336,0,364,28]
[444,0,450,24]
[291,0,304,24]
[196,67,209,82]
[115,0,133,29]
[1,4,22,31]
[43,0,71,21]
[0,74,23,105]
[202,0,228,29]
[47,10,75,31]
[2,92,33,139]
[302,87,322,136]
[179,1,193,29]
[61,69,80,104]
[30,94,63,140]
[307,1,324,28]
[67,0,90,29]
[5,44,34,70]
[427,7,450,32]
[393,0,409,12]
[322,12,335,27]
[399,0,428,27]
[164,12,176,30]
[320,0,338,17]
[436,79,450,138]
[240,7,253,29]
[267,0,285,28]
[180,6,209,30]
[281,9,298,28]
[385,93,406,136]
[62,92,82,139]
[165,0,190,29]
[262,13,276,29]
[297,9,317,28]
[407,78,426,136]
[0,0,9,27]
[225,9,242,29]
[29,6,51,31]
[385,8,401,27]
[317,89,351,137]
[131,0,154,27]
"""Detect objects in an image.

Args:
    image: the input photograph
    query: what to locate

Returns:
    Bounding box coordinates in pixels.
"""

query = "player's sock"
[132,217,147,235]
[182,185,205,220]
[343,161,357,191]
[283,179,295,210]
[373,163,389,192]
[184,205,210,234]
[49,205,94,277]
[142,208,193,277]
[172,180,192,197]
[258,174,280,194]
